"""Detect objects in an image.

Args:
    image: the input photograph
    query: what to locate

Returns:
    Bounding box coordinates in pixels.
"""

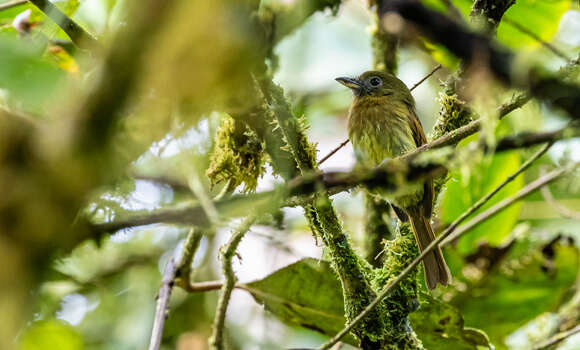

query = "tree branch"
[209,216,256,350]
[88,126,579,234]
[320,163,577,349]
[27,0,97,49]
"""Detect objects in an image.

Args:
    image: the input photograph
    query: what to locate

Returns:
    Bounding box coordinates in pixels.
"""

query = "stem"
[320,163,577,349]
[209,216,256,350]
[0,0,26,11]
[532,324,580,350]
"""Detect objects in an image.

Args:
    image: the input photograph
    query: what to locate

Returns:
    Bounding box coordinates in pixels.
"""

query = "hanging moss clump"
[207,116,266,192]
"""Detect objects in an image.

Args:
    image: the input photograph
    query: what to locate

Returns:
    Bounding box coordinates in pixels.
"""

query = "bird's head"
[335,70,412,103]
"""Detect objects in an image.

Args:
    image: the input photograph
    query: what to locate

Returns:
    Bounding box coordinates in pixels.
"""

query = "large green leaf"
[447,236,579,349]
[439,147,524,254]
[244,258,490,348]
[245,258,358,346]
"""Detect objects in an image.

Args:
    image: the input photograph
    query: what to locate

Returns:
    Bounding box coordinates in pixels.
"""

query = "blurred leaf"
[0,34,63,111]
[497,0,571,49]
[410,293,491,350]
[245,258,490,348]
[448,236,579,349]
[19,320,83,350]
[440,147,524,254]
[423,0,571,49]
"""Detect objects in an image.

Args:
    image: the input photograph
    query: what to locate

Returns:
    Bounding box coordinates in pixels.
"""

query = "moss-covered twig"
[320,163,577,349]
[28,0,97,49]
[90,125,579,234]
[209,216,256,350]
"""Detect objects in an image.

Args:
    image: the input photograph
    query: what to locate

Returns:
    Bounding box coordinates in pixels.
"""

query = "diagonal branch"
[319,162,577,349]
[28,0,97,49]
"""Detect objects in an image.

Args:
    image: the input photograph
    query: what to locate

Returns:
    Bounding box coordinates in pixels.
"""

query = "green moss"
[207,116,266,193]
[433,92,473,140]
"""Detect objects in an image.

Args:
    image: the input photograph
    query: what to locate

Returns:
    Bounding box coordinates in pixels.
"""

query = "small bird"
[336,70,451,289]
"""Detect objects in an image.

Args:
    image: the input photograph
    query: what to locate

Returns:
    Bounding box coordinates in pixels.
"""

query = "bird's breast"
[347,101,416,167]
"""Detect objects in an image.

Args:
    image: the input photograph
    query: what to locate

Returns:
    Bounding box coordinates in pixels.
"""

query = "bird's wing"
[408,110,434,218]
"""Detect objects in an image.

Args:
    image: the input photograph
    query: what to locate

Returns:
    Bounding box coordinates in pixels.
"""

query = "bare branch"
[319,162,577,349]
[148,256,177,350]
[148,228,203,350]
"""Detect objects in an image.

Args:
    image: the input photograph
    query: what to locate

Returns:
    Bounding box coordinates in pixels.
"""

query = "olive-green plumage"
[337,70,451,290]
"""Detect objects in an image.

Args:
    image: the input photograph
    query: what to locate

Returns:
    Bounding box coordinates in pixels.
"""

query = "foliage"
[0,0,579,349]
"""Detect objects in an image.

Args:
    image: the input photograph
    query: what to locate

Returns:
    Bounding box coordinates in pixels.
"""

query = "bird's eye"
[369,77,382,87]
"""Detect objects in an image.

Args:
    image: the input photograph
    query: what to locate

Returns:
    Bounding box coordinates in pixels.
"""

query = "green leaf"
[439,147,524,254]
[245,258,490,348]
[19,320,83,350]
[245,258,358,346]
[410,294,491,350]
[448,237,579,349]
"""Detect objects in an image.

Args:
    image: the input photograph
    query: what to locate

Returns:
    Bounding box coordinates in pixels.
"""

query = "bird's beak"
[335,77,363,91]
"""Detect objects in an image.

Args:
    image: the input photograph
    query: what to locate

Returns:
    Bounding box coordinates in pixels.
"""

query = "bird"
[336,70,451,289]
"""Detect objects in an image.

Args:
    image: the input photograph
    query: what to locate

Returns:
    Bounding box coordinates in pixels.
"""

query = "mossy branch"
[256,76,386,346]
[209,216,256,350]
[90,125,579,234]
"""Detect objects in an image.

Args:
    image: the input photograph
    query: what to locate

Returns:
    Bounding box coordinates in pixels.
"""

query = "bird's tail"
[407,207,452,290]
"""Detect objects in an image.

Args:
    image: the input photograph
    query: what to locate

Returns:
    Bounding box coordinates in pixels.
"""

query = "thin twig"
[148,257,177,350]
[503,18,571,62]
[317,139,350,165]
[149,228,203,350]
[409,64,442,91]
[318,64,443,165]
[0,0,26,11]
[319,164,576,349]
[439,142,551,244]
[27,0,98,49]
[209,216,256,350]
[539,167,580,220]
[532,324,580,350]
